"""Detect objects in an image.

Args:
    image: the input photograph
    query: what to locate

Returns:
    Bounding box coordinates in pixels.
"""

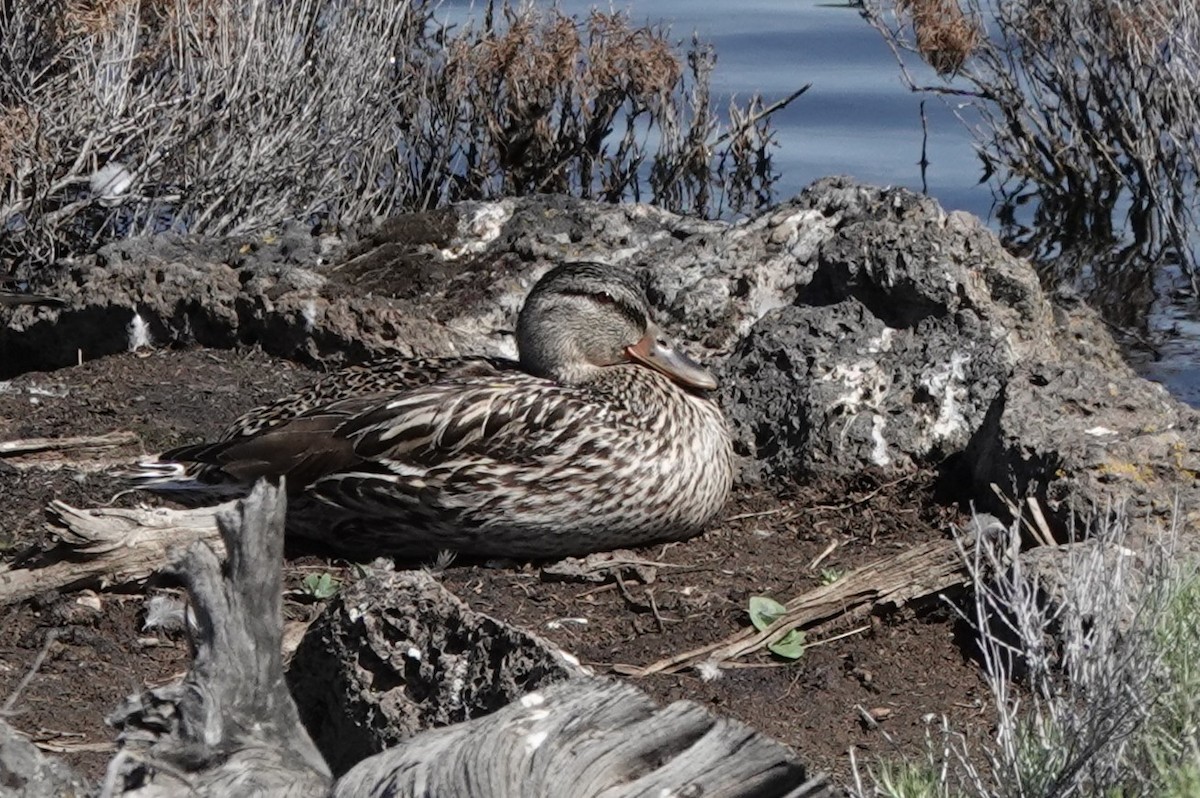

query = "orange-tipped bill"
[626,323,717,390]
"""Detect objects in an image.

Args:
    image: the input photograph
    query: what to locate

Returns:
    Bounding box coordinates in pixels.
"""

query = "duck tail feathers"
[116,459,246,500]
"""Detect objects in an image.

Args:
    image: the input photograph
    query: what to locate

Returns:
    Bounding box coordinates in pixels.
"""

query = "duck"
[131,262,733,560]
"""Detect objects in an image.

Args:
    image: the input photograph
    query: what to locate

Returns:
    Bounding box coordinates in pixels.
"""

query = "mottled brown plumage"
[131,262,733,559]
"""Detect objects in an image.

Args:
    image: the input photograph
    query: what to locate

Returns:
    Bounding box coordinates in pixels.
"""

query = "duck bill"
[626,323,717,390]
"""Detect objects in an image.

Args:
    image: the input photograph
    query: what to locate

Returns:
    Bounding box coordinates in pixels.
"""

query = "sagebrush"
[0,0,802,266]
[865,0,1200,302]
[853,505,1200,797]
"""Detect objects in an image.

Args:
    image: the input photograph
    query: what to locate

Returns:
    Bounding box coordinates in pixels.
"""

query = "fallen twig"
[618,537,968,676]
[0,431,140,457]
[808,540,839,571]
[804,624,871,651]
[809,472,919,513]
[725,508,792,523]
[35,739,115,754]
[989,483,1057,547]
[2,628,58,714]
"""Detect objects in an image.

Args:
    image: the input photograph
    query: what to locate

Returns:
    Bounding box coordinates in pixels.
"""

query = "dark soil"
[0,347,992,789]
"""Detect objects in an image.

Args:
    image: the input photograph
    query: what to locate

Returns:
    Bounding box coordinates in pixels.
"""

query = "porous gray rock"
[714,181,1099,480]
[286,565,585,775]
[964,357,1200,547]
[720,296,1010,480]
[0,230,469,376]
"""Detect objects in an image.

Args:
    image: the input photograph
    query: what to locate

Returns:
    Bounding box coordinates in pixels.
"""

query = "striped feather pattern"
[288,365,732,559]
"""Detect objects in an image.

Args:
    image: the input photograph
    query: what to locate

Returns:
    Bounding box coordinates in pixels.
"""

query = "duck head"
[517,262,717,390]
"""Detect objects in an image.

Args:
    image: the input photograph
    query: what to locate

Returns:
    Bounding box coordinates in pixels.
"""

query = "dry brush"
[866,0,1200,303]
[0,0,803,268]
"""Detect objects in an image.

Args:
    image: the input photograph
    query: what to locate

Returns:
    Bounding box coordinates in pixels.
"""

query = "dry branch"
[0,431,139,456]
[624,538,968,676]
[0,501,223,605]
[865,0,1200,280]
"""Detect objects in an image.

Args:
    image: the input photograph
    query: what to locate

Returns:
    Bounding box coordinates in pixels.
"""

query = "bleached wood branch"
[105,478,331,796]
[0,431,139,456]
[0,502,223,605]
[333,677,829,798]
[623,538,968,676]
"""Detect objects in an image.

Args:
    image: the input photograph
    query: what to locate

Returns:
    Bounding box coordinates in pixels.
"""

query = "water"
[665,0,990,217]
[1127,268,1200,407]
[437,0,1200,406]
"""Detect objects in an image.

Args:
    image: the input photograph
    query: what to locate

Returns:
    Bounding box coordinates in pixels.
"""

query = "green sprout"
[301,572,341,600]
[747,595,807,660]
[819,567,845,585]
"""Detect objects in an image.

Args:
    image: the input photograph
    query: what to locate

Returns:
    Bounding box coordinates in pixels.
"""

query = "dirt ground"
[0,347,993,790]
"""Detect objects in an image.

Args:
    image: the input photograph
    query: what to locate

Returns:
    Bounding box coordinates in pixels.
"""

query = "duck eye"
[569,288,645,328]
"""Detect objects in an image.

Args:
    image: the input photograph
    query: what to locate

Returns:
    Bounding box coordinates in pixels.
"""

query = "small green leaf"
[748,595,788,632]
[302,572,341,600]
[819,567,844,586]
[749,596,806,660]
[768,629,807,660]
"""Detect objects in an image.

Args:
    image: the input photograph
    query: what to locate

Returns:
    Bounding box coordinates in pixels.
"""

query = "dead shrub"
[866,0,1200,304]
[897,0,982,75]
[0,0,805,266]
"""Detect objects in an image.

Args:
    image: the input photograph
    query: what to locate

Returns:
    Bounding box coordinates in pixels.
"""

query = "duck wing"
[218,355,513,441]
[161,395,382,491]
[137,357,519,496]
[308,375,635,520]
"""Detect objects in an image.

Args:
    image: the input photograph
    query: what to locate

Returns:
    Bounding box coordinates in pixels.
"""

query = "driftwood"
[0,502,224,605]
[0,431,139,456]
[623,538,969,677]
[99,478,829,797]
[332,678,828,798]
[106,478,330,795]
[0,431,141,474]
[0,718,91,797]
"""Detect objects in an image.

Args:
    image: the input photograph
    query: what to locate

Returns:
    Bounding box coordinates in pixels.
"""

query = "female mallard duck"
[134,262,733,559]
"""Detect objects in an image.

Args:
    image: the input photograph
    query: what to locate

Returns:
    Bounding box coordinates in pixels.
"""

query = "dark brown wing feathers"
[163,396,386,492]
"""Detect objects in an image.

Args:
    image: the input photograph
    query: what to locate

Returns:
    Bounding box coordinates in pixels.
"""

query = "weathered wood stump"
[106,479,330,796]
